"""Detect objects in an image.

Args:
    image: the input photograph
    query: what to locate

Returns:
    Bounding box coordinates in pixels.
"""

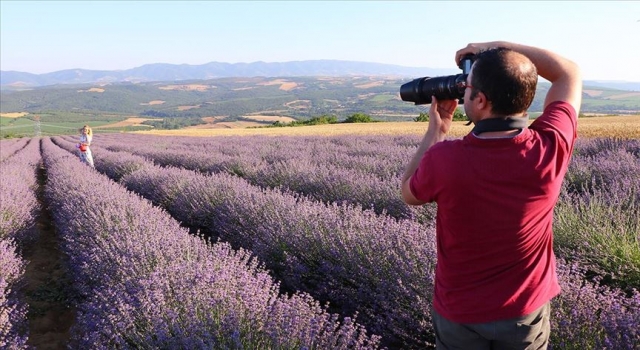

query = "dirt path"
[21,149,75,349]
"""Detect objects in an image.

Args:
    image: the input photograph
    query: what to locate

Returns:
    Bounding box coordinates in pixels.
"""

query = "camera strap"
[471,116,529,134]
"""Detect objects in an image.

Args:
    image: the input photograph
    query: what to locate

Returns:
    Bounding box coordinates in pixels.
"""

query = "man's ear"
[475,91,491,112]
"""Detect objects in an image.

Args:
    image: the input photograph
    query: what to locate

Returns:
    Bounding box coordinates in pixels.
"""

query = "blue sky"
[1,1,639,81]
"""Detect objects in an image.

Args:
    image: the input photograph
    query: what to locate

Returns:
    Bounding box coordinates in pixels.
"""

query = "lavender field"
[1,133,638,349]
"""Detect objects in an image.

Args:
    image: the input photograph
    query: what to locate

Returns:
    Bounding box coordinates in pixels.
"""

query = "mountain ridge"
[0,60,453,88]
[4,60,639,91]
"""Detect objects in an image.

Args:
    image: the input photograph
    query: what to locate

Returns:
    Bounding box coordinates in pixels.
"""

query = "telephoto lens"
[400,54,475,105]
[399,74,467,105]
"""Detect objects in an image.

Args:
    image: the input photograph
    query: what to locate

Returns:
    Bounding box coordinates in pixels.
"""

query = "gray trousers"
[432,302,550,350]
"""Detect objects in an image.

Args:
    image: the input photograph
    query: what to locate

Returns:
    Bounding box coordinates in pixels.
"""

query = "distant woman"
[77,125,94,167]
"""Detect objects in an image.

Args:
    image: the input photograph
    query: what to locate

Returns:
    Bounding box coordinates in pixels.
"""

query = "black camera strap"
[471,116,529,134]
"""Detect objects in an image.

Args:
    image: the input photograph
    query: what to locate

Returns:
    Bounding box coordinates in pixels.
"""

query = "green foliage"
[555,190,640,292]
[343,113,375,123]
[414,113,429,122]
[268,115,338,128]
[453,109,468,121]
[142,117,206,130]
[413,108,468,122]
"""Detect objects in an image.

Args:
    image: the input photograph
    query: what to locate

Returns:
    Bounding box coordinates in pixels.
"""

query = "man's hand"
[401,96,459,206]
[429,96,458,137]
[454,41,502,66]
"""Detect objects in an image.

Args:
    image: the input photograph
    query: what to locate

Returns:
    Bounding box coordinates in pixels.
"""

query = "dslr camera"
[400,54,475,105]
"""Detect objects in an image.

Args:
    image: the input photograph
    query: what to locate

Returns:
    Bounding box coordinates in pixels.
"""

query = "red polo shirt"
[410,101,577,323]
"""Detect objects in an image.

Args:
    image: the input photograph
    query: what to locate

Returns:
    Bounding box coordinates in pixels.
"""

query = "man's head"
[464,48,538,118]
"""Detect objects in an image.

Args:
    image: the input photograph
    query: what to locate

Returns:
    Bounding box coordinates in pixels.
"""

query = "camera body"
[400,54,475,105]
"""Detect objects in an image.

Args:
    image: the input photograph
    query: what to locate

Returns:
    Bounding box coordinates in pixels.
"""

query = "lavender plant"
[0,138,41,244]
[0,138,30,163]
[71,133,640,348]
[96,133,437,222]
[0,137,41,349]
[41,137,380,349]
[551,259,640,349]
[0,240,28,349]
[556,138,640,290]
[93,152,437,347]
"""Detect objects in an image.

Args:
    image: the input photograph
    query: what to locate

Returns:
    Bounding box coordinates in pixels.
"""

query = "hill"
[2,60,639,92]
[0,60,455,89]
[1,76,639,124]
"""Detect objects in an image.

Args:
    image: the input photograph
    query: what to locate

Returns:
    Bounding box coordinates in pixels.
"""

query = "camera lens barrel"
[400,74,467,105]
[400,54,475,105]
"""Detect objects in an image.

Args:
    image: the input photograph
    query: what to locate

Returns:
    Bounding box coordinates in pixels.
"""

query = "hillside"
[3,60,640,92]
[0,60,455,89]
[1,76,639,124]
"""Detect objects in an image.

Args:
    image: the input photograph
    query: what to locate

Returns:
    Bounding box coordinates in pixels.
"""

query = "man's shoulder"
[429,138,465,154]
[530,101,576,130]
[534,101,576,121]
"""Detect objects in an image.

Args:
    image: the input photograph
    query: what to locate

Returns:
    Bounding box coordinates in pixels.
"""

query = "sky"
[1,1,639,81]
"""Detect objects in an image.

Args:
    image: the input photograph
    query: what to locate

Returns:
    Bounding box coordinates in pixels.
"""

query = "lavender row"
[0,240,28,349]
[0,137,41,243]
[92,133,436,222]
[556,138,640,289]
[0,138,30,163]
[95,133,414,179]
[0,137,41,349]
[53,136,437,348]
[551,261,639,349]
[82,139,640,349]
[42,137,380,349]
[94,133,639,286]
[113,133,638,287]
[566,138,640,199]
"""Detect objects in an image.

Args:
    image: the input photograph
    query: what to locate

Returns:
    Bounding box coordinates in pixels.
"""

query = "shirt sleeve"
[529,101,578,152]
[409,147,439,203]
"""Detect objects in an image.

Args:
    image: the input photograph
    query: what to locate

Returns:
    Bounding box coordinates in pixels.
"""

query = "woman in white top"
[77,125,94,167]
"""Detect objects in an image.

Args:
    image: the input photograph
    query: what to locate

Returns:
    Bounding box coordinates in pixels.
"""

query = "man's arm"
[401,96,458,205]
[455,41,582,114]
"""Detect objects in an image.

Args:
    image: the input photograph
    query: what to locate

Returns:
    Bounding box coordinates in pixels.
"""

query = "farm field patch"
[93,117,162,129]
[136,115,640,138]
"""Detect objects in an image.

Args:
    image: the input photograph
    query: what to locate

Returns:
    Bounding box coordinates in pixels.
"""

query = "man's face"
[463,67,475,120]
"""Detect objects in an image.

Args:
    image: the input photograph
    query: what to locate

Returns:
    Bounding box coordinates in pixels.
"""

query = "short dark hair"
[469,47,538,116]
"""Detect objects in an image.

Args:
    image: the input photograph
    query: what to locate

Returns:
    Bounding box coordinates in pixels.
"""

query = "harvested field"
[94,117,162,129]
[184,115,297,129]
[0,112,29,118]
[607,92,640,100]
[140,100,165,106]
[177,105,201,111]
[77,88,105,93]
[576,115,640,138]
[158,84,211,91]
[257,79,298,91]
[583,90,604,97]
[243,115,297,123]
[136,115,640,138]
[355,81,384,88]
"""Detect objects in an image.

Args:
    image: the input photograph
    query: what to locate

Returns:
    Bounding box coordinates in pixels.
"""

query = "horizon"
[2,1,639,81]
[2,59,639,85]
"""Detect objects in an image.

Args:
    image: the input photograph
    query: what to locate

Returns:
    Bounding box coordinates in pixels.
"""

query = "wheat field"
[135,115,640,139]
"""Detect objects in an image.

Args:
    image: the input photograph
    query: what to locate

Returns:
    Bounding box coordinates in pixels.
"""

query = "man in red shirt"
[401,41,582,349]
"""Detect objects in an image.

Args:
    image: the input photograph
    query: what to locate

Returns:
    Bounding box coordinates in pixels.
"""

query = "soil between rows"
[20,158,75,349]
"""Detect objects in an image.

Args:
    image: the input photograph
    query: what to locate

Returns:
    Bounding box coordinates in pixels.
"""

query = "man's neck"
[472,114,528,138]
[474,129,522,138]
